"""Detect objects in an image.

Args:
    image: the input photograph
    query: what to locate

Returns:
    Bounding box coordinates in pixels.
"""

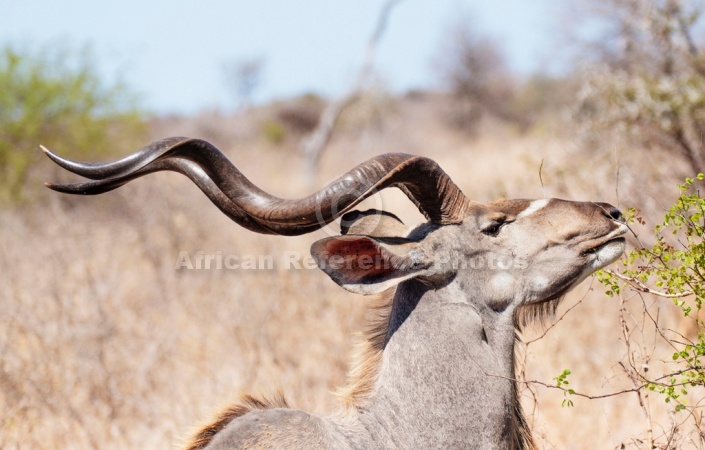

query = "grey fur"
[41,142,627,449]
[201,198,628,449]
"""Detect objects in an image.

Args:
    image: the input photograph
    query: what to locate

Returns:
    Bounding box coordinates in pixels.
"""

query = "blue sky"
[2,0,564,114]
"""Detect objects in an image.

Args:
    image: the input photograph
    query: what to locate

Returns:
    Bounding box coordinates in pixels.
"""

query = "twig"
[606,269,694,298]
[524,295,586,346]
[619,292,656,449]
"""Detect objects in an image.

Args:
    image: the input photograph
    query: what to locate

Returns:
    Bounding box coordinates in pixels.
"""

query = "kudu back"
[44,137,628,450]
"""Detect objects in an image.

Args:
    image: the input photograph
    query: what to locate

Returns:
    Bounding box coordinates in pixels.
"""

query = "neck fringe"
[185,292,561,450]
[184,393,289,450]
[334,290,395,408]
[512,335,539,450]
[336,289,547,450]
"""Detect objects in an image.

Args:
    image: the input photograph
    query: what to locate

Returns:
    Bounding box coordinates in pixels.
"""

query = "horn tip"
[44,181,74,194]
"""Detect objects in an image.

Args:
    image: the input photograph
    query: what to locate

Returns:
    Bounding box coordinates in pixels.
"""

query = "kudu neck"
[362,280,519,449]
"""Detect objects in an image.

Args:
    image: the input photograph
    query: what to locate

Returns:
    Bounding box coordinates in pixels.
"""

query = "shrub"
[275,94,324,135]
[596,174,705,446]
[433,16,512,131]
[261,119,286,145]
[575,0,705,175]
[0,44,147,203]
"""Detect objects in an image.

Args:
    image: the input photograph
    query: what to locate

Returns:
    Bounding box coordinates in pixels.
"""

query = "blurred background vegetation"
[0,45,147,203]
[2,1,705,449]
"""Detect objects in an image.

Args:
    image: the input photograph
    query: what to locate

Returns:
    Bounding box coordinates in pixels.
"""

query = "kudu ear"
[310,235,432,295]
[340,209,408,238]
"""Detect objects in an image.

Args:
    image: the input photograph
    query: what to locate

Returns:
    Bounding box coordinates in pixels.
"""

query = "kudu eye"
[481,221,505,237]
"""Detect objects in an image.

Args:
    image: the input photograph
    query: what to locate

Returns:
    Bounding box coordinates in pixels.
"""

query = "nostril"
[608,207,625,223]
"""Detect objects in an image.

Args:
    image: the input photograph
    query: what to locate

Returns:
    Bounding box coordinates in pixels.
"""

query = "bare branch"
[301,0,405,177]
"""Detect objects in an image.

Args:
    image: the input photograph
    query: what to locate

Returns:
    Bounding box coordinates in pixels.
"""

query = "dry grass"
[1,96,700,449]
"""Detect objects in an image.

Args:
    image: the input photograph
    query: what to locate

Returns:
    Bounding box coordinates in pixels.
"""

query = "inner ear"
[310,235,431,295]
[340,209,407,238]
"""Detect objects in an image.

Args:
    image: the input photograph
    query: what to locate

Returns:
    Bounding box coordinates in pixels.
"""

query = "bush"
[275,94,324,135]
[0,45,147,203]
[575,0,705,175]
[261,119,286,145]
[434,17,574,134]
[435,17,518,134]
[596,174,705,447]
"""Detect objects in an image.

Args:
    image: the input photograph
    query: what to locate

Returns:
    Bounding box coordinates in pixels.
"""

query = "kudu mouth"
[529,223,629,310]
[579,223,629,258]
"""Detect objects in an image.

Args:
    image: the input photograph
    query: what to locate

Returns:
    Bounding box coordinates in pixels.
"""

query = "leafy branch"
[597,174,705,422]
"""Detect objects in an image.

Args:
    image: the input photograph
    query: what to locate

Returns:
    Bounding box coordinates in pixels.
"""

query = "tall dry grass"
[1,95,700,449]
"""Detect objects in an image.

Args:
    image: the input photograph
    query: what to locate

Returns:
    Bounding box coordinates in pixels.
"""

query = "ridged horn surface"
[44,137,470,235]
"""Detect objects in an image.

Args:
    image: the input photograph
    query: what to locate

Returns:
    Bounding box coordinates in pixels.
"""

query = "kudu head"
[44,137,627,318]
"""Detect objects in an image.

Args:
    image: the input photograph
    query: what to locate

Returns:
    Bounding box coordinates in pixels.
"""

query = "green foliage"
[553,369,576,407]
[0,44,147,203]
[261,119,286,145]
[598,174,705,414]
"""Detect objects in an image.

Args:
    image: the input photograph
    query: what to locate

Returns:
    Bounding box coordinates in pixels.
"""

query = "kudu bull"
[43,137,627,449]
